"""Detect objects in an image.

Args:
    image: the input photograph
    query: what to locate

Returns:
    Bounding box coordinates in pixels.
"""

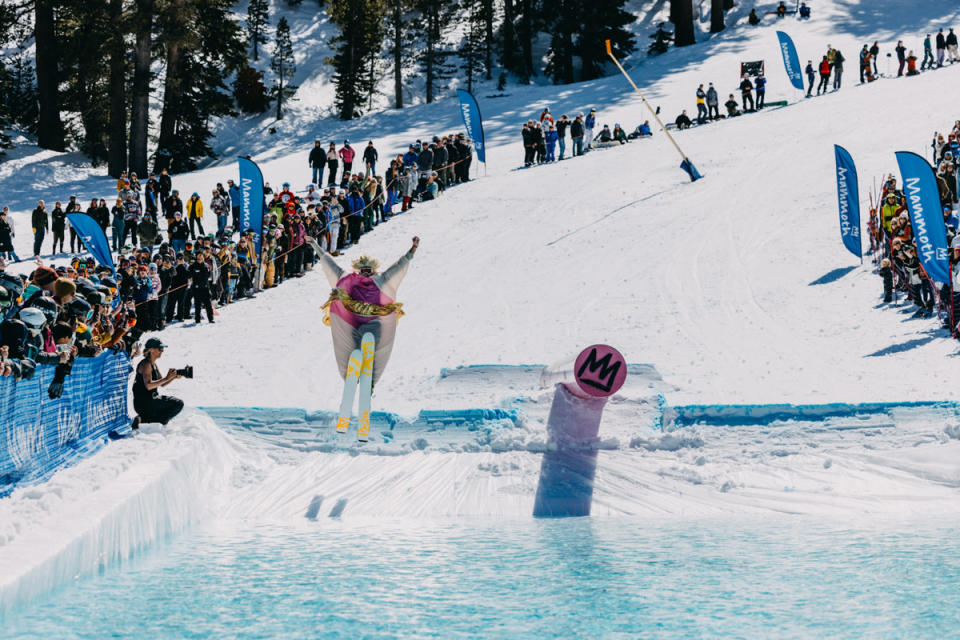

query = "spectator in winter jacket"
[138,215,160,255]
[629,121,652,138]
[922,34,934,70]
[818,56,831,94]
[696,84,707,125]
[540,107,554,127]
[798,2,810,18]
[675,111,692,130]
[309,139,326,187]
[869,41,879,75]
[321,143,337,189]
[363,141,378,176]
[32,200,48,257]
[948,29,959,63]
[187,193,204,239]
[164,190,183,228]
[937,30,946,67]
[64,196,82,252]
[158,168,172,206]
[556,114,570,160]
[879,258,893,302]
[739,76,754,111]
[706,82,719,119]
[111,198,125,251]
[210,190,229,237]
[570,114,585,156]
[339,141,355,187]
[0,207,17,261]
[402,145,418,167]
[227,179,241,232]
[832,48,845,89]
[725,95,740,117]
[748,8,760,25]
[344,187,365,246]
[123,195,142,247]
[544,125,558,162]
[613,125,628,145]
[895,40,906,76]
[906,51,919,76]
[168,212,190,254]
[584,109,596,150]
[805,60,816,96]
[51,201,66,254]
[755,76,766,109]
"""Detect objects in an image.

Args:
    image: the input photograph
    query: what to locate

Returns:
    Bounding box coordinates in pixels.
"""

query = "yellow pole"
[605,39,690,164]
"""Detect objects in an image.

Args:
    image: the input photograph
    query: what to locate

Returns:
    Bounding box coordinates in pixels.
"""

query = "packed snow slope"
[4,0,960,412]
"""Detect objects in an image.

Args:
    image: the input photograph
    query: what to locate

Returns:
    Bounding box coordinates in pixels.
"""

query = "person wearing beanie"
[879,258,893,303]
[54,277,77,305]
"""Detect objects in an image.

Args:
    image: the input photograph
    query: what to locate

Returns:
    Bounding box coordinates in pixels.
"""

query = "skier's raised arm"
[309,237,344,286]
[375,236,419,298]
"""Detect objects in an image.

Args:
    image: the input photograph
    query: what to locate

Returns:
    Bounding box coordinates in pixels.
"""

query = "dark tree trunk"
[425,11,434,103]
[723,0,735,10]
[502,0,515,73]
[519,0,533,81]
[128,0,153,177]
[482,0,493,80]
[392,0,402,108]
[672,0,696,47]
[710,0,725,32]
[35,0,65,151]
[107,0,127,177]
[156,0,185,171]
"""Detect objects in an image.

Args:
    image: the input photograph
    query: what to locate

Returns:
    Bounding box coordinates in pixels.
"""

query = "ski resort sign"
[776,31,805,91]
[896,151,950,283]
[833,145,861,259]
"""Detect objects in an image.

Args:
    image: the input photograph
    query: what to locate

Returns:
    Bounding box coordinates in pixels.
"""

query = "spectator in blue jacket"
[403,145,419,167]
[544,125,558,162]
[344,187,365,246]
[755,75,766,109]
[805,60,816,97]
[227,179,241,234]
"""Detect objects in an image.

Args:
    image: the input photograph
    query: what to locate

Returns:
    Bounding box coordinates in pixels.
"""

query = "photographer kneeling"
[133,338,185,426]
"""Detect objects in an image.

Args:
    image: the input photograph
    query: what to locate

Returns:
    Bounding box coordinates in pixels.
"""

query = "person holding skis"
[313,235,419,394]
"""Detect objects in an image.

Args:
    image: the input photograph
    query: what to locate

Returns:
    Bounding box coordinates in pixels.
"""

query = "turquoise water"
[5,517,960,639]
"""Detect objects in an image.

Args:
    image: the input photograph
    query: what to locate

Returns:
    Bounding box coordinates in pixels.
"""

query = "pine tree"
[479,0,494,80]
[501,0,517,76]
[107,0,127,177]
[329,0,384,119]
[710,0,725,32]
[35,0,65,151]
[544,0,577,84]
[271,16,298,120]
[59,0,112,164]
[672,0,695,47]
[234,65,270,113]
[577,0,636,80]
[247,0,269,61]
[128,0,154,176]
[155,0,246,172]
[458,1,485,93]
[385,0,415,109]
[415,0,455,103]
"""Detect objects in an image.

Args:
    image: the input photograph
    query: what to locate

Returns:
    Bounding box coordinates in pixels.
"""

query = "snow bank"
[0,412,253,614]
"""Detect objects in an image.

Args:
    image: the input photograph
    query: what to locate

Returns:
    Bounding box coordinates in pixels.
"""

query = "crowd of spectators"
[869,121,960,337]
[0,130,474,414]
[519,107,653,167]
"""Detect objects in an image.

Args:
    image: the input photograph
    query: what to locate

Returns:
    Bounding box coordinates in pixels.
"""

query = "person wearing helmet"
[311,235,419,390]
[133,337,184,426]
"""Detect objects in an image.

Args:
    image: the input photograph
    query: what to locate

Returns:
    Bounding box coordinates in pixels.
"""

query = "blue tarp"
[0,352,132,497]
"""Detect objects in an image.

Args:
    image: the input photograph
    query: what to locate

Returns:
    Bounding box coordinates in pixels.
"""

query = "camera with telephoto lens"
[176,365,194,379]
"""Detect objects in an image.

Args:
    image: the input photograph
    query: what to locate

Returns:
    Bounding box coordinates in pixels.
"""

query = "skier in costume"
[312,236,419,389]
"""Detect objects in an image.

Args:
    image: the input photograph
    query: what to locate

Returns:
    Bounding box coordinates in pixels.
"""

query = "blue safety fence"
[0,351,132,497]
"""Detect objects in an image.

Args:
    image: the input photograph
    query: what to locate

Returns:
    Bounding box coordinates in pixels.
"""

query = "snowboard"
[356,332,375,442]
[337,348,362,433]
